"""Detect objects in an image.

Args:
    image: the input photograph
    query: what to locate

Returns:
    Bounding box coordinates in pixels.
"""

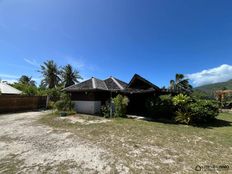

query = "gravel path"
[0,111,112,173]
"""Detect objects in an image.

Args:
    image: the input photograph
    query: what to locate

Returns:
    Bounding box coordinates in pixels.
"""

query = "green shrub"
[145,93,219,125]
[47,101,55,109]
[172,94,219,125]
[175,110,191,125]
[113,94,129,117]
[55,100,66,111]
[189,100,219,124]
[172,94,192,124]
[172,93,191,107]
[101,104,111,118]
[12,83,38,96]
[46,88,62,102]
[54,93,75,112]
[145,94,175,119]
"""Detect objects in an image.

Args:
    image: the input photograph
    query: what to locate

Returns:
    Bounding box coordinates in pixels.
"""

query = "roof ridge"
[111,77,124,90]
[128,74,160,90]
[92,77,96,89]
[103,81,108,90]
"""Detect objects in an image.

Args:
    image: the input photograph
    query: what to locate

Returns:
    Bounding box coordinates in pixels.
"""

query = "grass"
[0,154,24,173]
[38,112,232,173]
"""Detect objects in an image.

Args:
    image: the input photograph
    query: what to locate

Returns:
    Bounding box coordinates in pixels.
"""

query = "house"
[63,74,165,115]
[0,82,22,95]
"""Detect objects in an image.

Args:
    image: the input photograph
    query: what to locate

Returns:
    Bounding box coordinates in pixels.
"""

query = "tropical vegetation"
[39,60,61,89]
[61,64,83,88]
[10,60,82,114]
[169,73,193,94]
[101,94,129,118]
[146,93,220,125]
[12,75,38,96]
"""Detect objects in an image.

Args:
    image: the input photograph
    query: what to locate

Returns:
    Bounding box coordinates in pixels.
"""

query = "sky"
[1,0,232,87]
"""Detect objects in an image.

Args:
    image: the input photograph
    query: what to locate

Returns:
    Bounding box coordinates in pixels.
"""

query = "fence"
[0,95,47,113]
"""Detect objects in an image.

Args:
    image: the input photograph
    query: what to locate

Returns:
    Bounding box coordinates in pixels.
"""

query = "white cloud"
[0,74,19,84]
[24,58,39,67]
[187,64,232,87]
[0,79,17,84]
[0,73,19,79]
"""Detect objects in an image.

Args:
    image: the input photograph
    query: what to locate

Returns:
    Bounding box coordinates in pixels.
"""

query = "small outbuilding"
[0,82,22,95]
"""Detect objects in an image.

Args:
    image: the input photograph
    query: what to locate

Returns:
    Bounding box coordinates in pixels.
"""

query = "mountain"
[194,79,232,97]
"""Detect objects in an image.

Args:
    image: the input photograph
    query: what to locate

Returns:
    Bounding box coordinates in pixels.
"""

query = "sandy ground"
[0,111,113,173]
[59,115,111,124]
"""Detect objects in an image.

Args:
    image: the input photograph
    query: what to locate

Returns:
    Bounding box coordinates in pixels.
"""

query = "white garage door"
[74,101,101,114]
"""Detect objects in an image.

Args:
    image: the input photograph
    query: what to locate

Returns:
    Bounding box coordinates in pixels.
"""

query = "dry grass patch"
[58,114,111,124]
[39,113,232,173]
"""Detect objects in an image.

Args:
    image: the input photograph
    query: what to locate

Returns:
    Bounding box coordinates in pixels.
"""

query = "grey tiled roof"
[94,78,108,90]
[64,77,127,91]
[104,78,121,90]
[113,77,128,89]
[63,74,160,92]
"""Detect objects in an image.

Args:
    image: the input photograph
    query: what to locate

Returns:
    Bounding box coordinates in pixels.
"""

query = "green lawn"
[39,112,232,173]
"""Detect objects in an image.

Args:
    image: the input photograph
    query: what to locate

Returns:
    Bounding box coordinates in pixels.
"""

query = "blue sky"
[1,0,232,87]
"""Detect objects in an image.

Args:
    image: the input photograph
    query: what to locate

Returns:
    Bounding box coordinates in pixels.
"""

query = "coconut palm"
[169,74,192,94]
[39,60,61,89]
[18,75,36,86]
[61,64,82,87]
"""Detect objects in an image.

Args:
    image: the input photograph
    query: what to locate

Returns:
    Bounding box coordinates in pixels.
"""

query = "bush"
[113,94,129,117]
[172,94,219,125]
[12,83,38,96]
[55,100,66,111]
[175,111,191,125]
[189,100,219,124]
[145,94,175,119]
[172,94,191,107]
[54,93,75,112]
[101,104,111,118]
[47,88,61,102]
[47,101,55,109]
[172,94,192,124]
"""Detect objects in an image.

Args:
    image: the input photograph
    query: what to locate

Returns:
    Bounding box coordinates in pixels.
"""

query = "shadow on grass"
[193,118,232,129]
[127,115,232,129]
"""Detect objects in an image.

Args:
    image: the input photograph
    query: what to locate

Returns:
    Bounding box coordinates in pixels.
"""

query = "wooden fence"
[0,95,47,113]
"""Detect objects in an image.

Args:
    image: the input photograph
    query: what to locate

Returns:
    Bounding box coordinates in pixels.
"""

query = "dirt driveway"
[0,111,113,173]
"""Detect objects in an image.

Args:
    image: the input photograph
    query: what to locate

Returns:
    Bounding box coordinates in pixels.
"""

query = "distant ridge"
[194,79,232,97]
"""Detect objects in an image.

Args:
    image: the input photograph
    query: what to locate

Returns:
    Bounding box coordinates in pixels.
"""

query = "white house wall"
[73,101,101,114]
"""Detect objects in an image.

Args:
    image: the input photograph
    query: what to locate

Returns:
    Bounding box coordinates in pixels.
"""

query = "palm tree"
[39,60,61,89]
[169,74,192,94]
[61,64,82,87]
[18,75,36,86]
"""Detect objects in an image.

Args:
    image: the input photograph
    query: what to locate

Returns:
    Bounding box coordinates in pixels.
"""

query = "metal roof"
[0,82,22,95]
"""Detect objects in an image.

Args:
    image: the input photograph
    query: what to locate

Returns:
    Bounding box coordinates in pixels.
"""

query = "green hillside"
[194,79,232,97]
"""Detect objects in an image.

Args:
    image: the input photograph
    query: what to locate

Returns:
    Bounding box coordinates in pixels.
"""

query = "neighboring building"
[0,82,22,95]
[64,74,165,115]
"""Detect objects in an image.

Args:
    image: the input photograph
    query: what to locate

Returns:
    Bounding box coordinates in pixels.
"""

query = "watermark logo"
[195,165,202,171]
[195,165,230,172]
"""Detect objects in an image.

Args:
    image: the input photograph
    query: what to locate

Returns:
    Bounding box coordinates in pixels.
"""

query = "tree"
[191,90,211,100]
[18,75,36,86]
[61,64,82,88]
[169,74,193,94]
[39,60,61,89]
[10,75,38,96]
